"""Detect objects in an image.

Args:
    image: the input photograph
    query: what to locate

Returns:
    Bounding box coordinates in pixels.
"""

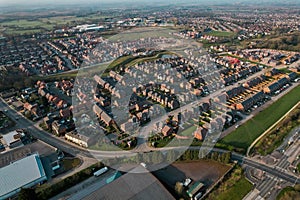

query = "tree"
[224,152,231,164]
[193,150,200,160]
[18,188,38,200]
[175,182,184,195]
[211,152,218,161]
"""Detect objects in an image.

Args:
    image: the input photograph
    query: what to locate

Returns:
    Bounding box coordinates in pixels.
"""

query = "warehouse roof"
[0,154,47,199]
[82,166,175,200]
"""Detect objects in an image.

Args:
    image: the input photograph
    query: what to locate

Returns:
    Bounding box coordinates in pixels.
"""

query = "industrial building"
[0,153,47,199]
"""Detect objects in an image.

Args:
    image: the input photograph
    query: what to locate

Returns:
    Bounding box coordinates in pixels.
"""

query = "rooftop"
[0,153,47,199]
[82,166,175,200]
[2,130,22,146]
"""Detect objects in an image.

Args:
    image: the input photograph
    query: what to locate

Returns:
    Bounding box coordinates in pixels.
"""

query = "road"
[244,127,300,200]
[1,94,300,196]
[134,66,271,152]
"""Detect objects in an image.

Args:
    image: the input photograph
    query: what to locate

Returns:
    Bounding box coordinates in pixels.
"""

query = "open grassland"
[206,166,253,200]
[221,85,300,154]
[209,177,252,200]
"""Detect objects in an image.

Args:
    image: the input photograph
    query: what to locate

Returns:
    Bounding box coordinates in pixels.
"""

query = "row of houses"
[37,81,68,109]
[93,104,114,126]
[94,75,124,98]
[224,72,298,112]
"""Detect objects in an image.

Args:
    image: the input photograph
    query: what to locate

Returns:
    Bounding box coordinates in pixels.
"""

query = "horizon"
[0,0,299,8]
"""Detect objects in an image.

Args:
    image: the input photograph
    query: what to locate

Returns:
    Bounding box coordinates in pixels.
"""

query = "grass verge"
[220,85,300,154]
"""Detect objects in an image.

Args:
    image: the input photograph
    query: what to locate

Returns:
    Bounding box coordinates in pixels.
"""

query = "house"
[226,86,245,99]
[263,82,280,94]
[12,101,24,111]
[263,77,289,94]
[43,116,54,129]
[194,127,208,141]
[161,125,173,137]
[243,76,265,88]
[2,130,23,148]
[94,75,106,87]
[168,99,180,110]
[38,88,47,97]
[56,100,67,109]
[101,111,113,126]
[31,107,41,117]
[52,121,67,136]
[120,121,134,133]
[265,68,281,77]
[60,108,71,119]
[235,91,265,111]
[65,131,95,148]
[23,102,37,111]
[93,105,113,126]
[94,95,110,107]
[287,72,298,81]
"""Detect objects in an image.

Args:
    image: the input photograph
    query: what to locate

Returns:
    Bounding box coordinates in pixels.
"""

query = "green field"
[213,177,252,200]
[221,85,300,153]
[0,14,113,35]
[206,166,253,200]
[62,158,82,171]
[206,31,235,37]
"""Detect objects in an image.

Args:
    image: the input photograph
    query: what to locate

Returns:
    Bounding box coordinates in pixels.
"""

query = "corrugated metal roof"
[0,154,47,199]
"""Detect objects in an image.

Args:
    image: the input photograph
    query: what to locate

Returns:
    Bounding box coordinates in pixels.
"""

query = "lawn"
[62,158,82,171]
[206,31,235,37]
[221,85,300,153]
[213,177,252,200]
[206,166,253,200]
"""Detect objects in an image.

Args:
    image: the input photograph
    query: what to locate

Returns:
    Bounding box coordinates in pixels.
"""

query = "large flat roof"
[0,153,47,199]
[83,166,175,200]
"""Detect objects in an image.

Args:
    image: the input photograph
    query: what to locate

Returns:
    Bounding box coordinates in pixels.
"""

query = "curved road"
[1,97,299,185]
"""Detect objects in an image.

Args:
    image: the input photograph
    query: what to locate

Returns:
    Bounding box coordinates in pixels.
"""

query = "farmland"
[0,14,112,35]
